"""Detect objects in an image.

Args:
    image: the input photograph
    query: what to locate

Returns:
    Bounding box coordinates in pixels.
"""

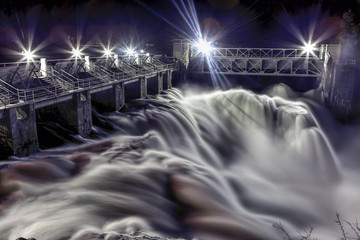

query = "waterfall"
[0,85,359,240]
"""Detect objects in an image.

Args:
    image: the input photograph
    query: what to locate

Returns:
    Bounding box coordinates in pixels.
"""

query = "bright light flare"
[72,48,82,58]
[193,38,213,56]
[23,50,34,61]
[104,48,112,57]
[303,42,315,54]
[124,47,136,56]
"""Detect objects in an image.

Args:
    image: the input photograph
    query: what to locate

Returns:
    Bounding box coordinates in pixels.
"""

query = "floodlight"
[193,38,213,56]
[140,49,145,54]
[23,50,34,61]
[104,48,112,57]
[124,47,136,56]
[303,42,315,54]
[72,48,82,58]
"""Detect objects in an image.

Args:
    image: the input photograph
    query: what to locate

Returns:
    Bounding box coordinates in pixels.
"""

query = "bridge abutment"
[0,104,39,157]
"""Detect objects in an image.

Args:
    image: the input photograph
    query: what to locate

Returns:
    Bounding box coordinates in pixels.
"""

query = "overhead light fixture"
[303,42,315,55]
[193,38,214,56]
[124,47,136,56]
[23,49,34,61]
[104,48,112,57]
[72,48,82,58]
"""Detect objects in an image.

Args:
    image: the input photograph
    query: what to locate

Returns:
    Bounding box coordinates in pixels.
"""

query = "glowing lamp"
[194,38,213,56]
[303,42,315,54]
[104,48,112,57]
[23,50,34,61]
[72,48,82,58]
[125,47,136,56]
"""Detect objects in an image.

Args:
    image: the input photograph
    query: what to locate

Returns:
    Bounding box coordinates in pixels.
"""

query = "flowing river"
[0,84,359,240]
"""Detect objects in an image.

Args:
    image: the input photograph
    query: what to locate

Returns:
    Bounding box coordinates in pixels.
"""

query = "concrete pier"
[320,44,358,120]
[140,76,147,99]
[0,104,39,157]
[157,72,164,93]
[165,70,173,89]
[92,82,125,112]
[37,90,92,137]
[0,53,175,157]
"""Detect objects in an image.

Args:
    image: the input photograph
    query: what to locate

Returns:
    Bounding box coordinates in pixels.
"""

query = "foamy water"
[0,85,359,240]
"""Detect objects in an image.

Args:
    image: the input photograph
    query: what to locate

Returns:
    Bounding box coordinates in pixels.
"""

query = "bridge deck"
[190,47,323,77]
[0,55,177,109]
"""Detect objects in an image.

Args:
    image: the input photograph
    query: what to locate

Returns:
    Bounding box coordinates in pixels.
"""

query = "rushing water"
[0,84,360,240]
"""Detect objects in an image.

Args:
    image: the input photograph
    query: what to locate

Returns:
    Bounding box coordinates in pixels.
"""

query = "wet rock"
[77,232,185,240]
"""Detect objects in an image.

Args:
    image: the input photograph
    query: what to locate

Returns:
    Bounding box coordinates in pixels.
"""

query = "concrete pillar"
[40,58,47,77]
[0,104,38,157]
[140,76,147,99]
[157,72,164,94]
[92,82,125,112]
[165,70,172,89]
[85,56,90,72]
[38,90,92,137]
[71,90,92,136]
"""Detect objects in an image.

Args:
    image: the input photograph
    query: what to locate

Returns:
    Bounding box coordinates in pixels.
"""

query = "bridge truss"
[190,47,323,78]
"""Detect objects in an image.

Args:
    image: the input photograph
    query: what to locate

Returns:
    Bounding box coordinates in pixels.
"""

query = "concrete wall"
[321,52,357,120]
[0,104,38,157]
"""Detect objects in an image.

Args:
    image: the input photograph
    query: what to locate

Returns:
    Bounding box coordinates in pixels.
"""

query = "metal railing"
[200,47,320,59]
[0,56,177,108]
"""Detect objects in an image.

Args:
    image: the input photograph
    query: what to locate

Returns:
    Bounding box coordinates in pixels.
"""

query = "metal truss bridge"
[0,55,177,108]
[189,47,323,78]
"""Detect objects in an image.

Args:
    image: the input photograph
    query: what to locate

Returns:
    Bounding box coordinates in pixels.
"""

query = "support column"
[165,70,172,89]
[0,104,38,157]
[39,90,92,137]
[40,58,47,77]
[115,82,125,110]
[92,82,125,112]
[72,90,92,136]
[140,76,147,99]
[157,72,164,94]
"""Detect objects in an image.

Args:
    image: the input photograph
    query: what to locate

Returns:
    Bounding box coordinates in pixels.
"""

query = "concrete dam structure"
[0,54,177,157]
[0,42,357,157]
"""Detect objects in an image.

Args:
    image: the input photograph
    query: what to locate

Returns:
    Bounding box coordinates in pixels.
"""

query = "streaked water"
[0,85,360,240]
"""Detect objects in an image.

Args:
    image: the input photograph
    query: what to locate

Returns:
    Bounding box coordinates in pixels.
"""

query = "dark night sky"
[0,0,359,60]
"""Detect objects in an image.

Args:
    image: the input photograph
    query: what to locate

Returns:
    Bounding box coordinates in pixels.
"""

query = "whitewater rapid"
[0,85,359,240]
